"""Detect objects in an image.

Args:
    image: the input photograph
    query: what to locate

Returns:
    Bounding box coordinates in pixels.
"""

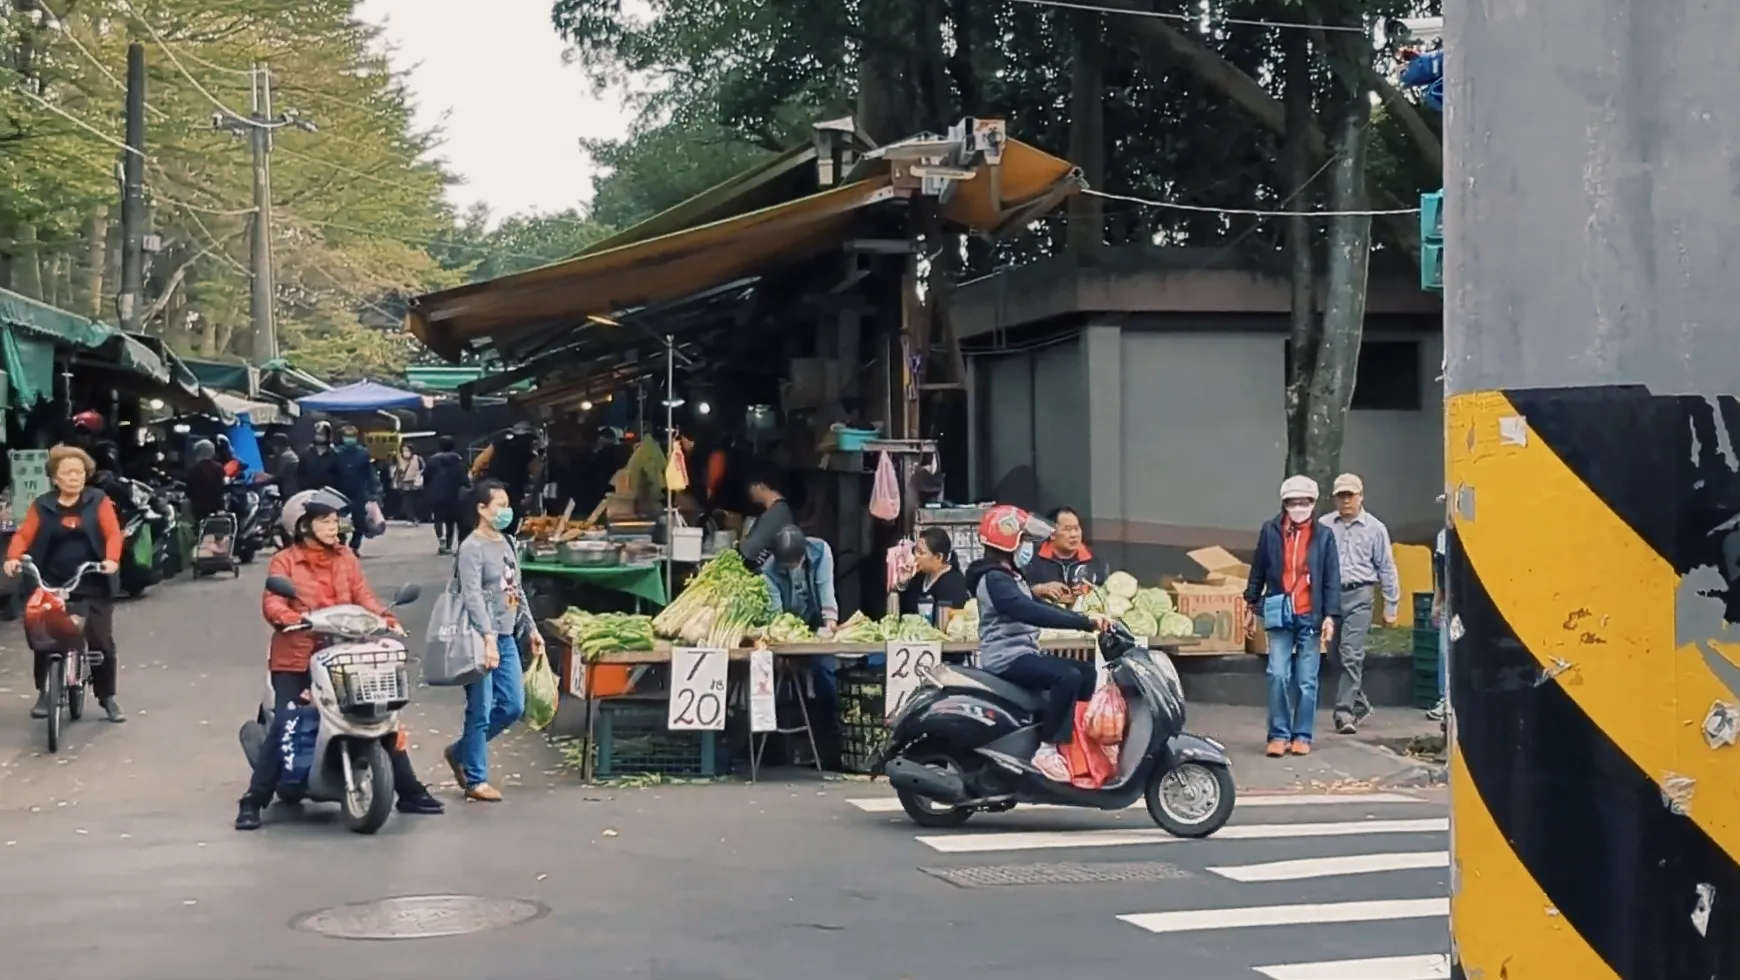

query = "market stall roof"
[183,357,259,396]
[213,391,296,425]
[260,359,333,398]
[298,379,427,412]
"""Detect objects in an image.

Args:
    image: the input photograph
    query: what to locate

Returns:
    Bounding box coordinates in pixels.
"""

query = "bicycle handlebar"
[18,558,105,594]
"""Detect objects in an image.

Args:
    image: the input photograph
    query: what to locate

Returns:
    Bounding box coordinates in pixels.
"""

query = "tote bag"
[423,572,487,687]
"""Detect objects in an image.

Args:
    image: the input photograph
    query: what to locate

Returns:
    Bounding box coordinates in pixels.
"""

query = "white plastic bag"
[869,450,900,521]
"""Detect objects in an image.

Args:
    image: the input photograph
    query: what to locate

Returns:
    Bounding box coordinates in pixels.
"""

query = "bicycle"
[19,558,106,754]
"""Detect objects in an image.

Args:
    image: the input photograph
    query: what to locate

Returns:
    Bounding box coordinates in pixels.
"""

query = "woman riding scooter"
[962,504,1110,782]
[234,488,445,830]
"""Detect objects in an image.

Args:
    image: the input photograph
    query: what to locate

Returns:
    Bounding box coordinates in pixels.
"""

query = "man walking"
[1319,473,1401,734]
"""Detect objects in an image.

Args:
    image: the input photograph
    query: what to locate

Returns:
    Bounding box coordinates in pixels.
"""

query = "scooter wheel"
[1146,761,1236,838]
[896,751,975,829]
[341,740,396,835]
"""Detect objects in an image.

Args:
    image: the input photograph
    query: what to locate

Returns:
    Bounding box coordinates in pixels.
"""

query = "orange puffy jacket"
[261,542,398,673]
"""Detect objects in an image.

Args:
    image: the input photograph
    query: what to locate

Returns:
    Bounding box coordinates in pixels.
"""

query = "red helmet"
[71,410,103,433]
[977,504,1056,554]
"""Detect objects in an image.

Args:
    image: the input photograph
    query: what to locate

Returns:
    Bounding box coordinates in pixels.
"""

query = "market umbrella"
[296,380,427,413]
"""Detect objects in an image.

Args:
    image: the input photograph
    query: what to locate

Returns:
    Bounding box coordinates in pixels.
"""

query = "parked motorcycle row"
[93,471,282,595]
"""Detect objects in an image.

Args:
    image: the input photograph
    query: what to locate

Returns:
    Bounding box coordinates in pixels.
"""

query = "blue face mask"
[1015,541,1035,567]
[341,436,357,446]
[492,507,514,531]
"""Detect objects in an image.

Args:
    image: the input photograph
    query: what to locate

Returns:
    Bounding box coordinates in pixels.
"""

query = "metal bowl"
[560,540,620,568]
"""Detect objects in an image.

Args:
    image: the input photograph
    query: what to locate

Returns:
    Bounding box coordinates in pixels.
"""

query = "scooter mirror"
[391,583,421,606]
[264,575,300,601]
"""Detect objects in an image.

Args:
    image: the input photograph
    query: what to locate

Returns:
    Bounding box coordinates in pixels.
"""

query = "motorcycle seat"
[931,664,1045,713]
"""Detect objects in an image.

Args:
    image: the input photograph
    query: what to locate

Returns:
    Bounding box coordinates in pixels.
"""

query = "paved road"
[0,527,1450,980]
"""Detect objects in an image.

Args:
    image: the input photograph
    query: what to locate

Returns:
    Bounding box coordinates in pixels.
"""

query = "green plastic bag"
[523,649,559,731]
[130,524,153,569]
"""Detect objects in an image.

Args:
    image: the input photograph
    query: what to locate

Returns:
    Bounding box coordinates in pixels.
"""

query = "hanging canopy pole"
[665,333,676,601]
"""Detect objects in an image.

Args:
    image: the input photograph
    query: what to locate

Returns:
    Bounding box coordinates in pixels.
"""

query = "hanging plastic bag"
[364,499,387,538]
[1084,681,1128,745]
[869,450,901,522]
[886,539,917,592]
[523,647,560,731]
[665,439,690,493]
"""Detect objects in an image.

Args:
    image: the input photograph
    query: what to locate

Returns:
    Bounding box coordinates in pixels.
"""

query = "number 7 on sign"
[885,640,942,720]
[670,647,729,731]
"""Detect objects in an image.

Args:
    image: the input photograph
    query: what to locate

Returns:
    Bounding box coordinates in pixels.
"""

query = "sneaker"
[1335,716,1358,735]
[1289,740,1311,756]
[1266,739,1287,757]
[396,789,446,815]
[1425,698,1447,721]
[1031,745,1070,783]
[29,691,48,720]
[234,801,263,831]
[100,698,126,723]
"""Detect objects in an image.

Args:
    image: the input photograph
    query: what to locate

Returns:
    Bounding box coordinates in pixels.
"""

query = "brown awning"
[408,177,896,361]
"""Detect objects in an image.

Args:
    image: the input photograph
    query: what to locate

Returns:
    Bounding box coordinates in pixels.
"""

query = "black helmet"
[771,525,807,566]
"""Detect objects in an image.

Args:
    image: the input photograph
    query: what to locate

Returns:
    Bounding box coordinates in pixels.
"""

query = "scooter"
[237,575,420,834]
[873,624,1236,837]
[227,482,269,565]
[111,477,166,597]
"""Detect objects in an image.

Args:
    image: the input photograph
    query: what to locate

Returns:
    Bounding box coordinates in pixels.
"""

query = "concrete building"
[953,248,1443,580]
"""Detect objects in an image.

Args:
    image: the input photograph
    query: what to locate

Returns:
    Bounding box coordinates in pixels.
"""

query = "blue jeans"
[455,633,526,786]
[1438,618,1449,699]
[1265,627,1321,743]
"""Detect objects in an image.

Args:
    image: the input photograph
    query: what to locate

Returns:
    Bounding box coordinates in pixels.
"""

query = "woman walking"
[392,443,425,525]
[444,479,540,801]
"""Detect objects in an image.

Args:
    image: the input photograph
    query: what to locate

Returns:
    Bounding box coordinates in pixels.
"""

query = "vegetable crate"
[837,666,888,775]
[1411,627,1442,709]
[594,699,731,778]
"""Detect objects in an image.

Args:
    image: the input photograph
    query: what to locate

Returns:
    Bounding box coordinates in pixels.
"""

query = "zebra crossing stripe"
[1207,850,1448,882]
[845,792,1426,814]
[916,817,1445,853]
[1254,953,1450,980]
[1118,897,1447,934]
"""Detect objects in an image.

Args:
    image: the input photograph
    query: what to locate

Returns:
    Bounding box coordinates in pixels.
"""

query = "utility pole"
[215,63,313,366]
[1446,1,1740,978]
[116,41,146,333]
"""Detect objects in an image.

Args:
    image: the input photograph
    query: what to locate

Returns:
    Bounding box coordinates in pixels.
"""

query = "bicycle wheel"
[44,655,63,753]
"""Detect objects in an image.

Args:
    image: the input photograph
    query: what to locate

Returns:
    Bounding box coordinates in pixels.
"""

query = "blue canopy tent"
[296,380,426,413]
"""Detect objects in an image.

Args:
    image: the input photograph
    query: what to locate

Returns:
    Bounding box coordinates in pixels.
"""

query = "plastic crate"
[595,699,729,778]
[1411,591,1435,623]
[837,666,888,775]
[1411,629,1442,709]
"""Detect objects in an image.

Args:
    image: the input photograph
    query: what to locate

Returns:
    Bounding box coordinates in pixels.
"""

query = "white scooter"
[238,575,420,834]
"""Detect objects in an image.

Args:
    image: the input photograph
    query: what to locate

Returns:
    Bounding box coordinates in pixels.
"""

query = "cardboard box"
[1168,547,1252,654]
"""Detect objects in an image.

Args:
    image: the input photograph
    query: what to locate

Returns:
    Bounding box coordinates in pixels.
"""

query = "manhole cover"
[293,895,547,940]
[919,860,1194,888]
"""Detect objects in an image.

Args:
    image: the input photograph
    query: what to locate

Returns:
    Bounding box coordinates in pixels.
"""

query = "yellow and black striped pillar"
[1443,3,1740,976]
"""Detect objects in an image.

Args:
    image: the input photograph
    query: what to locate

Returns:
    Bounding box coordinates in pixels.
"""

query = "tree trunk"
[101,217,121,322]
[162,288,191,352]
[1301,87,1375,491]
[13,223,42,301]
[1065,10,1104,256]
[77,205,108,319]
[1281,30,1319,479]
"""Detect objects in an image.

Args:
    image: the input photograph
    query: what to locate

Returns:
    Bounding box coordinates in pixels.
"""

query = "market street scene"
[0,0,1719,977]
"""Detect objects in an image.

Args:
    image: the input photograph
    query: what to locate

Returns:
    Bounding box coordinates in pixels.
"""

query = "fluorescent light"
[579,400,593,411]
[586,314,619,327]
[696,401,711,415]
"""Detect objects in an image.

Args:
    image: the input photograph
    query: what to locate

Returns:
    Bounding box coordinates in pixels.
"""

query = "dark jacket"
[332,443,379,504]
[7,489,123,597]
[898,566,970,618]
[423,451,468,508]
[964,557,1093,672]
[186,458,229,520]
[297,447,340,495]
[1022,542,1111,590]
[737,497,796,571]
[269,449,300,497]
[1243,515,1343,630]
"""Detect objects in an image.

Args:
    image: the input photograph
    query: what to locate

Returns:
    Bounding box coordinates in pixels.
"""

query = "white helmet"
[280,488,351,540]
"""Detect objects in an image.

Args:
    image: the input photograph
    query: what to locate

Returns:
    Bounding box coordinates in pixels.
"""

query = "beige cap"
[1278,475,1319,501]
[1332,473,1364,495]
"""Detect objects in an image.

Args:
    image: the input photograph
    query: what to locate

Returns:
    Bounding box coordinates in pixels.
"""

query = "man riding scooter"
[234,488,445,830]
[963,504,1111,782]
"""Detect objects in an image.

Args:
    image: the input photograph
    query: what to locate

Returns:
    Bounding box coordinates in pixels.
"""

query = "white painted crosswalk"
[845,789,1450,980]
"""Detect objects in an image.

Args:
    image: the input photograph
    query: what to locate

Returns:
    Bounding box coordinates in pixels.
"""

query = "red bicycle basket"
[24,589,83,652]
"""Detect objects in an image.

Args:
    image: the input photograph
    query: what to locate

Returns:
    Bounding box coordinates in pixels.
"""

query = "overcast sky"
[355,0,633,223]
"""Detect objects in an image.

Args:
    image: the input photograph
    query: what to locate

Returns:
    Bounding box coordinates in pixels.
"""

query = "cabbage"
[1132,588,1174,617]
[1158,611,1196,638]
[1106,595,1133,618]
[1104,571,1139,599]
[1121,608,1158,638]
[1074,588,1106,614]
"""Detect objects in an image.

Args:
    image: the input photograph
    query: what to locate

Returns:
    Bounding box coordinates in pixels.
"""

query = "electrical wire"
[1006,0,1369,33]
[1082,187,1418,217]
[40,4,170,120]
[113,0,264,128]
[10,86,148,157]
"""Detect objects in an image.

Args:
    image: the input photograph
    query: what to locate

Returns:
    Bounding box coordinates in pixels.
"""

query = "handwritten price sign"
[885,640,942,720]
[669,647,728,731]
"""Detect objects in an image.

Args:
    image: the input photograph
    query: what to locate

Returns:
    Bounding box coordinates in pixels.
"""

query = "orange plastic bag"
[1083,681,1128,745]
[1062,703,1119,789]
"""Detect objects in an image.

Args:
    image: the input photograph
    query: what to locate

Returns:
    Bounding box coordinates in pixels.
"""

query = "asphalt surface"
[0,527,1451,980]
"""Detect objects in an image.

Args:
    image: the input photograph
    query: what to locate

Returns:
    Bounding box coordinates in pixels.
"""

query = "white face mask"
[1285,505,1314,524]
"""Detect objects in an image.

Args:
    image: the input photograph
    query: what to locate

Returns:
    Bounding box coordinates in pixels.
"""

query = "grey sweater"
[457,532,534,638]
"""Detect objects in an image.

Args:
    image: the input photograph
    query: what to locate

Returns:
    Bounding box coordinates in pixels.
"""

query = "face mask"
[491,507,514,531]
[1015,541,1035,567]
[1285,505,1314,524]
[342,436,357,446]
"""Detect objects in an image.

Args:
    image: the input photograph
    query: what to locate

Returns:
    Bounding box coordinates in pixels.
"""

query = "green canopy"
[0,288,120,404]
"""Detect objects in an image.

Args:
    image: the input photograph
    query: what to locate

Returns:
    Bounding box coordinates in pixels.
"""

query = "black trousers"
[34,594,118,700]
[243,670,425,804]
[430,500,463,548]
[997,653,1097,745]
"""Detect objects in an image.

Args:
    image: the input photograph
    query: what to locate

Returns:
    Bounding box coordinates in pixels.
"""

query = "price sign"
[669,647,728,731]
[9,449,48,503]
[748,647,777,733]
[885,640,942,720]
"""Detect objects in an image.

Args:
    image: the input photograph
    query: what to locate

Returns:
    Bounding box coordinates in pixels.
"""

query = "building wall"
[975,337,1088,516]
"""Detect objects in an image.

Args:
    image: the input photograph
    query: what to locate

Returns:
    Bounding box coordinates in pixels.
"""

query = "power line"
[1006,0,1369,33]
[113,0,265,128]
[11,85,148,157]
[1081,187,1418,217]
[41,5,170,120]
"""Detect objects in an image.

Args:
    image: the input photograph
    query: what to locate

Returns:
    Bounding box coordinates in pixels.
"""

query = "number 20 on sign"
[669,648,728,731]
[885,640,942,720]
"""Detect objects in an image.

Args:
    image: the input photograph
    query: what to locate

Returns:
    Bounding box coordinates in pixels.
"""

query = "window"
[1282,338,1423,412]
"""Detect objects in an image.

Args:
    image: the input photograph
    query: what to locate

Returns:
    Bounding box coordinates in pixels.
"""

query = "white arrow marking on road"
[1118,897,1448,934]
[915,817,1446,853]
[1207,850,1449,882]
[1254,953,1451,980]
[846,792,1426,814]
